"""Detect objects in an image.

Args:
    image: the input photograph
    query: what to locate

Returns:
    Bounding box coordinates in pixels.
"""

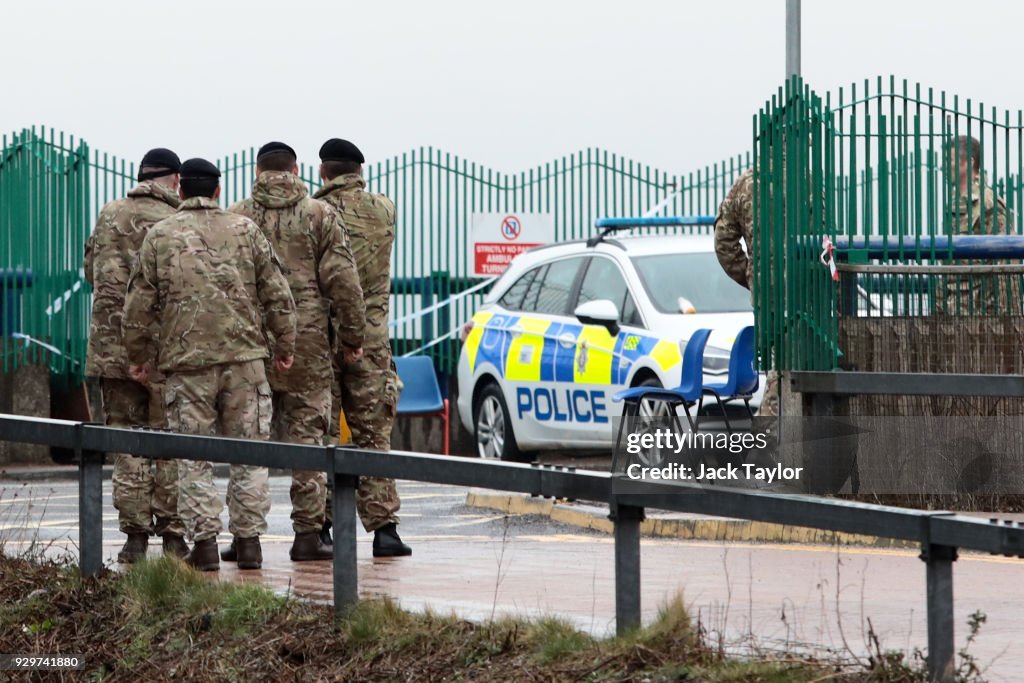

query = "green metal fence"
[0,128,91,387]
[1,127,750,386]
[755,76,1024,375]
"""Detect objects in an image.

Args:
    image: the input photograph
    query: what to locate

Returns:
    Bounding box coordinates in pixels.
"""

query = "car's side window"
[522,264,547,311]
[532,257,585,315]
[621,294,643,327]
[575,256,643,327]
[498,268,537,310]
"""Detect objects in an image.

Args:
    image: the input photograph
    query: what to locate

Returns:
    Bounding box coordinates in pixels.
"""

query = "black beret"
[140,148,181,171]
[179,158,221,180]
[319,138,364,164]
[257,141,296,161]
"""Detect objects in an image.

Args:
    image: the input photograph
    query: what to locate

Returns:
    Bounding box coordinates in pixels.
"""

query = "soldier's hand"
[129,363,151,385]
[343,346,363,364]
[274,354,294,372]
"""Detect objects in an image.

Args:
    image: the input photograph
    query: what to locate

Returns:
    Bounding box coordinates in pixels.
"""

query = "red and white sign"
[470,212,554,276]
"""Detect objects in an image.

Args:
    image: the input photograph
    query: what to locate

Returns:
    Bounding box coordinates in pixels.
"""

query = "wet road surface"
[0,476,1022,680]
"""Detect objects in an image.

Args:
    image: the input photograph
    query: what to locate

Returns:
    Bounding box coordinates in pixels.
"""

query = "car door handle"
[509,325,524,338]
[557,332,576,348]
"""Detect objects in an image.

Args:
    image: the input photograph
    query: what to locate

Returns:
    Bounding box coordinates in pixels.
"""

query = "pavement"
[1,474,1023,679]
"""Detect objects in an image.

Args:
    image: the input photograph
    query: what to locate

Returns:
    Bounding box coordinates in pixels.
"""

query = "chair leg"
[744,398,754,421]
[679,401,697,433]
[705,390,732,435]
[442,399,450,456]
[612,400,638,473]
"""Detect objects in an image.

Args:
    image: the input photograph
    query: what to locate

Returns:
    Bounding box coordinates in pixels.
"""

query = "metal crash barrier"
[1,415,1023,680]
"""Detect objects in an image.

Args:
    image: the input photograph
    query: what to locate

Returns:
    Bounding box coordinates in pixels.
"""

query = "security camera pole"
[786,0,800,78]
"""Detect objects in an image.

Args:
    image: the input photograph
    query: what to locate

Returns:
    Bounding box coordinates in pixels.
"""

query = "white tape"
[11,333,64,356]
[388,276,496,328]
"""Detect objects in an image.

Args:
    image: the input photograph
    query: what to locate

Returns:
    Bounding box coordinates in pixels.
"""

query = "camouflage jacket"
[122,197,297,373]
[313,173,396,349]
[230,171,365,391]
[714,169,755,292]
[84,181,180,379]
[939,180,1020,315]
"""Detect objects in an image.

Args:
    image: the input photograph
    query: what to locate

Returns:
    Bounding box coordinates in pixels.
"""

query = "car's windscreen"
[632,252,753,314]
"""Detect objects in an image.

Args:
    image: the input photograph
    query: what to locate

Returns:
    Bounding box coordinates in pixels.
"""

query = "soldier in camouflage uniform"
[123,158,297,572]
[937,136,1021,316]
[714,168,780,419]
[228,141,366,562]
[315,138,410,557]
[83,147,188,563]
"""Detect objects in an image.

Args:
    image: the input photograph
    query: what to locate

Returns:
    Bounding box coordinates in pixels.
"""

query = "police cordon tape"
[387,276,497,330]
[393,187,700,356]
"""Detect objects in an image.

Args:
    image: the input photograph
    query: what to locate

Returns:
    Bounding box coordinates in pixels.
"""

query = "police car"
[456,226,761,460]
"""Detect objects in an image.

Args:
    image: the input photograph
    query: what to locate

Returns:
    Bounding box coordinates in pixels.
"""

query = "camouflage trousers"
[745,370,781,468]
[273,386,330,534]
[101,377,184,537]
[757,370,780,419]
[164,359,272,542]
[326,345,401,532]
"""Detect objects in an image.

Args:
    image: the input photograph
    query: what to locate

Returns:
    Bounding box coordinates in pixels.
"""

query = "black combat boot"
[220,538,238,562]
[117,532,149,564]
[235,536,263,570]
[162,534,189,559]
[319,520,333,547]
[290,532,333,561]
[372,523,412,557]
[185,538,220,572]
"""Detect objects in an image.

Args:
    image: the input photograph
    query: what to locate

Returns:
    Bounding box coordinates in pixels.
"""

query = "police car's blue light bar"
[833,235,1024,260]
[588,216,717,246]
[593,215,717,229]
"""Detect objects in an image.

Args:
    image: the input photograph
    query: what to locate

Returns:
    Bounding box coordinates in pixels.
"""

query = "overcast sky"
[3,0,1023,174]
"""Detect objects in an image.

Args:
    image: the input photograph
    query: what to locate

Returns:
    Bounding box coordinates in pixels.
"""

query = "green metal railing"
[1,128,750,385]
[0,128,91,387]
[755,76,1024,374]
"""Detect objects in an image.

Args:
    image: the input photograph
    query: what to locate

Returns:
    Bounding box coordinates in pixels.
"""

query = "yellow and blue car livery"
[463,311,683,432]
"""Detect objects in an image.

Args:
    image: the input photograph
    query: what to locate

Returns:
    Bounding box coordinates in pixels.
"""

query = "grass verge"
[0,553,988,682]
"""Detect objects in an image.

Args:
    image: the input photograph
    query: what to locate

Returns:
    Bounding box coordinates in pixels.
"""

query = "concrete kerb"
[465,489,918,548]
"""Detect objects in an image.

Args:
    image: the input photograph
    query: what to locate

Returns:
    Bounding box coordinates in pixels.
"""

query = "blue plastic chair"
[611,329,712,466]
[700,325,758,434]
[394,356,450,455]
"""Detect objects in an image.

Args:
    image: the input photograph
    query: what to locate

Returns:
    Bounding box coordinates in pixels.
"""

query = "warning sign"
[470,212,554,276]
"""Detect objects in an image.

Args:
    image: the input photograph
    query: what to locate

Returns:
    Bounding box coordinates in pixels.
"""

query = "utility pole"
[786,0,801,78]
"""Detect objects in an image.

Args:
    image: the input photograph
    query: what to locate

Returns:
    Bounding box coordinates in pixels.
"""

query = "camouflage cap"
[180,158,221,179]
[319,138,364,163]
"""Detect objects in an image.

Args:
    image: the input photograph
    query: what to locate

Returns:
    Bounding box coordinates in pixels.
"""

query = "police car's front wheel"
[475,383,523,461]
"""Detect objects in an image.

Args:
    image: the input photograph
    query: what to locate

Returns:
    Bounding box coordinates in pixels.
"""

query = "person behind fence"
[937,135,1021,317]
[314,138,410,557]
[122,157,297,572]
[83,147,189,563]
[714,168,780,433]
[227,141,366,562]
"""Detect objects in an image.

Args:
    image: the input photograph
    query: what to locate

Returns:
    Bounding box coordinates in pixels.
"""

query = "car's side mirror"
[574,299,620,337]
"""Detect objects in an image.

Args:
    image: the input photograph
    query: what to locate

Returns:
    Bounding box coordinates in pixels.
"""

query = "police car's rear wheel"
[475,383,522,461]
